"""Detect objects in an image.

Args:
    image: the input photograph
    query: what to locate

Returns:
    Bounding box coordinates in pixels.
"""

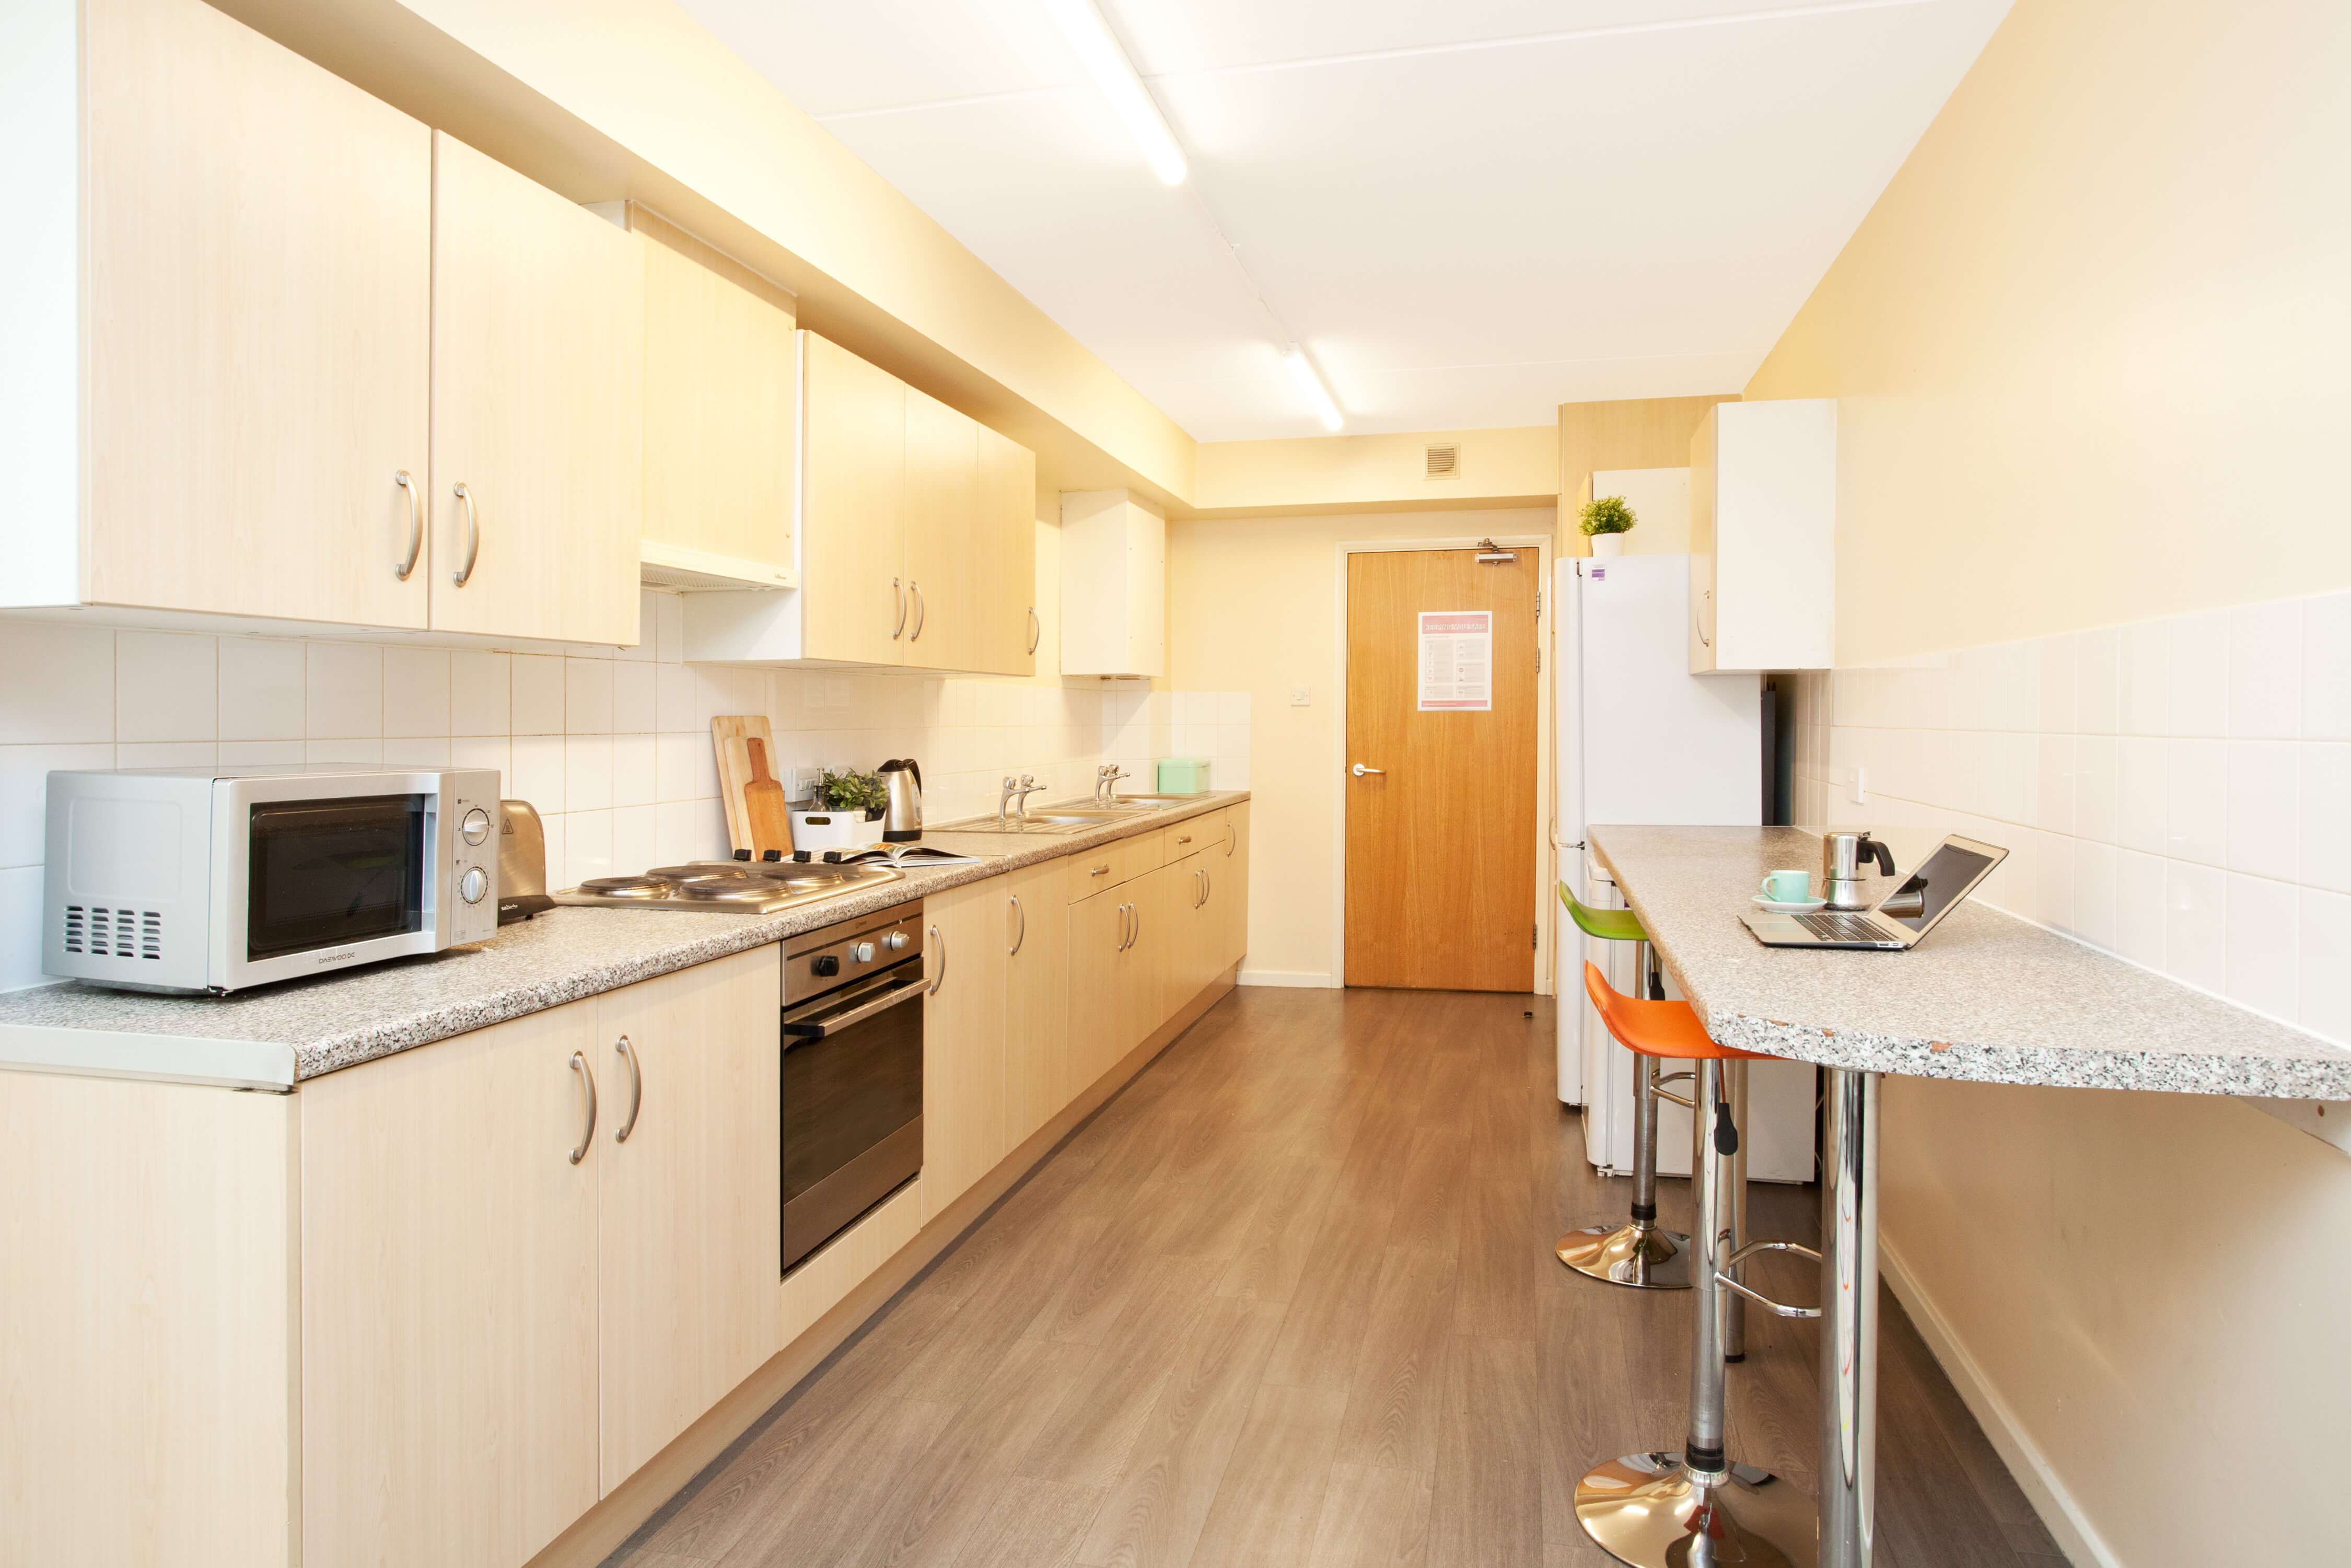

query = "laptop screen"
[1877,839,2002,932]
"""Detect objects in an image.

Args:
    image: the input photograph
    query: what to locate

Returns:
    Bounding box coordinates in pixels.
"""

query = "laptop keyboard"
[1795,912,1894,943]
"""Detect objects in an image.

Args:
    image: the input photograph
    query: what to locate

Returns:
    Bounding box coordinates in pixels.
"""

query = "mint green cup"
[1760,870,1811,903]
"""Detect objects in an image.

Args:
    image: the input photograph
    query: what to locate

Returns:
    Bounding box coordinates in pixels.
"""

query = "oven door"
[780,960,926,1272]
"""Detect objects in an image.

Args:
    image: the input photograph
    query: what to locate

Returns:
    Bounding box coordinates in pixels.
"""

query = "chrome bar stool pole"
[1820,1067,1880,1568]
[1724,1058,1750,1361]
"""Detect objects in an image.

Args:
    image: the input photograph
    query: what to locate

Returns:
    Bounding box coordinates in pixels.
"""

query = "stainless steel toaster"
[497,799,555,924]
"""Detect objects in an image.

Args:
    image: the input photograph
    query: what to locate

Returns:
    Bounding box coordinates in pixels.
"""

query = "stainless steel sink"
[1035,795,1196,813]
[934,812,1114,835]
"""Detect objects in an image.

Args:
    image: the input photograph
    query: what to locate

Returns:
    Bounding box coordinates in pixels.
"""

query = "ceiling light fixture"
[1283,344,1344,432]
[1043,0,1187,185]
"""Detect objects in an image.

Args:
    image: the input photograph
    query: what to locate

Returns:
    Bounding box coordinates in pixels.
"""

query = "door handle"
[1008,892,1026,957]
[927,923,947,994]
[892,578,907,638]
[1351,763,1384,777]
[910,582,926,640]
[567,1052,597,1165]
[393,470,423,580]
[451,481,481,587]
[613,1035,642,1144]
[1027,607,1040,655]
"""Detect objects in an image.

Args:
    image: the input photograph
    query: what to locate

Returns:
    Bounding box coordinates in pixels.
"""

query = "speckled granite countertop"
[0,792,1249,1089]
[1587,824,2351,1100]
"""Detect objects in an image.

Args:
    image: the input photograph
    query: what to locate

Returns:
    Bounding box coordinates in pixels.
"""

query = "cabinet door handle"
[613,1035,642,1144]
[1176,834,1192,846]
[892,578,907,638]
[1027,607,1041,655]
[393,470,423,580]
[1223,822,1236,856]
[1204,866,1212,904]
[568,1051,597,1165]
[1089,862,1111,877]
[1008,892,1026,957]
[1130,901,1143,949]
[1193,867,1204,908]
[927,923,947,994]
[451,482,482,587]
[910,582,926,641]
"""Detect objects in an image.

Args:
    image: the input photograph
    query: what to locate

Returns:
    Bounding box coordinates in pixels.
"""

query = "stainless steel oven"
[780,900,926,1273]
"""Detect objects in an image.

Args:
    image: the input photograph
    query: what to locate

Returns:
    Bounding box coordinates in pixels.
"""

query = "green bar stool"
[1556,883,1694,1291]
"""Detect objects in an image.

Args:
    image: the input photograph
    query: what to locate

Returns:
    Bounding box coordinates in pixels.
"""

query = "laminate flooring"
[608,987,2066,1568]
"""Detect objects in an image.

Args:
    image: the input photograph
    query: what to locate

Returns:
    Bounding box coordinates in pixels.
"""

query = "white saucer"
[1752,895,1827,914]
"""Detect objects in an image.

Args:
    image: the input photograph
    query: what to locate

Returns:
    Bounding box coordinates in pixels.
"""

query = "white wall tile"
[2114,850,2167,969]
[218,639,306,742]
[450,651,511,737]
[2300,888,2351,1042]
[382,647,450,739]
[564,809,613,884]
[565,658,613,735]
[655,591,684,664]
[219,740,303,768]
[2162,739,2226,866]
[656,732,713,803]
[2224,741,2297,881]
[2301,590,2351,741]
[2163,611,2228,739]
[116,632,217,744]
[565,734,612,812]
[2073,735,2117,843]
[2075,628,2119,737]
[0,867,45,993]
[512,735,565,814]
[2227,600,2300,739]
[511,654,566,735]
[2300,744,2351,895]
[2119,620,2169,737]
[2116,737,2167,853]
[305,738,382,765]
[117,741,216,770]
[2036,634,2077,735]
[2162,861,2226,992]
[2224,873,2296,1019]
[2071,839,2117,950]
[0,623,115,744]
[612,663,656,735]
[451,736,510,798]
[0,745,112,868]
[307,644,382,738]
[611,733,656,808]
[385,737,450,768]
[657,665,697,733]
[610,803,658,874]
[538,812,568,891]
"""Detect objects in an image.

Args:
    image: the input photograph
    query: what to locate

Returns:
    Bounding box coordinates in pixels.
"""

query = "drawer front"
[1161,809,1223,864]
[1066,828,1164,901]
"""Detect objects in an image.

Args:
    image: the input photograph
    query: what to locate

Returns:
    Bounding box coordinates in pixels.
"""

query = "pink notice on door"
[1417,610,1493,711]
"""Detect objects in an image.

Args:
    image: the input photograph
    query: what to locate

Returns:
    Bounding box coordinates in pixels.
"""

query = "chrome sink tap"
[1093,763,1130,807]
[998,773,1042,827]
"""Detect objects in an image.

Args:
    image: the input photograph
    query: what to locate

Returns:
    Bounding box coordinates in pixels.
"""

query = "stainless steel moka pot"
[877,759,923,843]
[1821,830,1896,909]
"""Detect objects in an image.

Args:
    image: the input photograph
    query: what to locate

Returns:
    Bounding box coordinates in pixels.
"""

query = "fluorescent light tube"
[1045,0,1187,185]
[1284,344,1344,431]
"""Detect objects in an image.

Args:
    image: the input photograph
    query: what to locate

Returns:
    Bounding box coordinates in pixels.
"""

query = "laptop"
[1740,834,2009,950]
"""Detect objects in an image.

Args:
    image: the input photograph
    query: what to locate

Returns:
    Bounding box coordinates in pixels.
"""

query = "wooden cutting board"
[712,715,794,857]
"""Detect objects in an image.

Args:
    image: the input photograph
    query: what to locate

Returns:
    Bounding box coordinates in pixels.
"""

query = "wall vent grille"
[63,905,162,960]
[1425,444,1460,479]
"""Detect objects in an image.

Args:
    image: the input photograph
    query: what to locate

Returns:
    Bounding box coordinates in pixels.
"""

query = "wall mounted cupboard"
[1059,490,1167,678]
[1686,399,1836,673]
[684,332,1039,675]
[4,0,641,645]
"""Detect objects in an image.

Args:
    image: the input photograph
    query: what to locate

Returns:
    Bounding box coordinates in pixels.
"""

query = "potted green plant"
[1580,494,1637,558]
[789,767,889,851]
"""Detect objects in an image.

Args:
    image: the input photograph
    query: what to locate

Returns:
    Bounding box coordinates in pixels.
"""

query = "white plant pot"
[788,808,884,852]
[1589,533,1626,558]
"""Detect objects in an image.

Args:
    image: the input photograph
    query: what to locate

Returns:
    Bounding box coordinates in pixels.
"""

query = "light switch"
[1289,686,1311,706]
[1850,766,1868,805]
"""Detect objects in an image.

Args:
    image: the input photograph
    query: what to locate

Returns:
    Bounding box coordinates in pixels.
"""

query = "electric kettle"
[1821,830,1896,909]
[878,759,923,842]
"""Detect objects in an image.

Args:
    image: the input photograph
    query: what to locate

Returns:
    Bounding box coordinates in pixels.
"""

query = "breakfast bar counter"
[1581,823,2351,1568]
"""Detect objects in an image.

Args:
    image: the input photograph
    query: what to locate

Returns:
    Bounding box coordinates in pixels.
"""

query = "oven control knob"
[811,955,840,978]
[461,807,493,845]
[851,942,877,963]
[458,866,488,904]
[883,930,911,953]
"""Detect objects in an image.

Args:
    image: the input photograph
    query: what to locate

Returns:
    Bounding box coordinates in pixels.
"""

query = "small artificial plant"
[814,768,888,816]
[1579,494,1638,538]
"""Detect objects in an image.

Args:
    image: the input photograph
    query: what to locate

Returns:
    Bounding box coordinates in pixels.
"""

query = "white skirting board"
[1237,968,1339,989]
[1878,1239,2118,1568]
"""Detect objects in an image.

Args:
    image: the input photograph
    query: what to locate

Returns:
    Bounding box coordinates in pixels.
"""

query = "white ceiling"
[679,0,2012,442]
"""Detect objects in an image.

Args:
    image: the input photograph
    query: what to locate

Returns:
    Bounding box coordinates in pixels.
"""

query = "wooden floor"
[607,987,2065,1568]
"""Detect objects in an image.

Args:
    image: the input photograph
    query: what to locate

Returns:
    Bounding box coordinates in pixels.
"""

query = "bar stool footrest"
[1715,1238,1824,1320]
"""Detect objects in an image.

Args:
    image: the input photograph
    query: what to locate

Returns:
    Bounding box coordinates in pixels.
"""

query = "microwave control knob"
[461,807,493,845]
[458,866,489,904]
[850,941,877,963]
[883,930,911,953]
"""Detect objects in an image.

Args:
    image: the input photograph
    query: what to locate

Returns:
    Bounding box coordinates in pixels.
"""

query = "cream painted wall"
[1166,507,1556,986]
[1745,0,2351,1563]
[1191,427,1556,518]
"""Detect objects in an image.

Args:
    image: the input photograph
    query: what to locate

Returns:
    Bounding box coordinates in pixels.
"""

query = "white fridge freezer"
[1555,551,1816,1182]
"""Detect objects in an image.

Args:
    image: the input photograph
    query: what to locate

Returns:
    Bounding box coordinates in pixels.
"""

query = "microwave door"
[244,794,426,961]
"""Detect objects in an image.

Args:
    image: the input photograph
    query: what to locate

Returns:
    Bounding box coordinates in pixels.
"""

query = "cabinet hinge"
[1533,922,1540,950]
[1534,646,1541,673]
[1535,590,1543,618]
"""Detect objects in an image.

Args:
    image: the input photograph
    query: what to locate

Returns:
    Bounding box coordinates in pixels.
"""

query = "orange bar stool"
[1569,960,1822,1568]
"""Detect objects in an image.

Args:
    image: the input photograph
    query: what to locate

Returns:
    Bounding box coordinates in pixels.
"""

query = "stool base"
[1555,1222,1693,1290]
[1575,1451,1816,1568]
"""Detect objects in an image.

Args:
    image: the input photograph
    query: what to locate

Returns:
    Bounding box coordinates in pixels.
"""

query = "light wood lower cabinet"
[1068,880,1133,1089]
[923,877,1009,1219]
[1006,856,1071,1146]
[300,1000,602,1568]
[1217,803,1252,972]
[593,948,782,1493]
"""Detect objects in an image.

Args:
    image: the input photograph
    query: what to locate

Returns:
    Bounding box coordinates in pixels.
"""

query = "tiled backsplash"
[0,591,1250,993]
[1786,587,2350,1047]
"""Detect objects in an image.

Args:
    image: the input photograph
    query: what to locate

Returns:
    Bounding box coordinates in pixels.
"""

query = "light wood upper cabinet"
[801,332,910,665]
[64,0,434,627]
[1005,856,1070,1146]
[299,1000,602,1568]
[593,947,782,1493]
[1060,490,1166,678]
[1687,399,1835,674]
[429,132,643,646]
[924,876,1010,1219]
[904,386,984,672]
[634,206,799,589]
[978,426,1041,677]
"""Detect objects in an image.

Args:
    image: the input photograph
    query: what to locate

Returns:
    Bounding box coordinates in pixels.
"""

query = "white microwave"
[42,766,501,994]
